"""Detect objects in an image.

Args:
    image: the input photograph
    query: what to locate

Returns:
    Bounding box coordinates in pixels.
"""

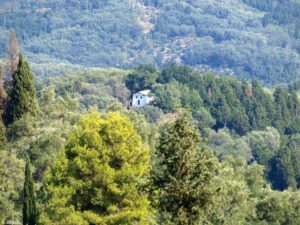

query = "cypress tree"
[23,155,37,225]
[153,112,219,225]
[5,53,36,124]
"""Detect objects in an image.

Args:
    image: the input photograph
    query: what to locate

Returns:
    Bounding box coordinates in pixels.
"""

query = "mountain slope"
[0,0,299,84]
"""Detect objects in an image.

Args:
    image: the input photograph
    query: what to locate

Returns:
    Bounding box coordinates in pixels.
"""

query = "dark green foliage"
[155,64,300,136]
[153,83,181,113]
[5,54,36,124]
[125,64,158,93]
[269,135,300,190]
[153,112,219,224]
[269,146,297,190]
[23,156,37,225]
[158,63,196,85]
[273,87,291,132]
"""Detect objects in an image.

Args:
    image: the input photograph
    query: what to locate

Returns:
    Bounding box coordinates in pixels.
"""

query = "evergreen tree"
[273,87,290,133]
[153,112,219,225]
[41,111,151,224]
[269,146,297,190]
[23,155,37,225]
[5,53,36,124]
[215,96,231,129]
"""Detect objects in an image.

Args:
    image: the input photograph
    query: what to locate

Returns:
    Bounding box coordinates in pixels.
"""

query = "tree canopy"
[41,111,152,225]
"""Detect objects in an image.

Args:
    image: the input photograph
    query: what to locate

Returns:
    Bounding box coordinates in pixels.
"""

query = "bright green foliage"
[205,157,265,225]
[41,111,151,225]
[256,190,300,224]
[23,155,37,225]
[1,62,300,223]
[8,85,79,182]
[153,112,219,225]
[246,127,281,166]
[0,150,24,223]
[5,53,36,124]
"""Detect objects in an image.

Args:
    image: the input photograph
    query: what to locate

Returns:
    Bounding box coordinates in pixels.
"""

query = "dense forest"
[1,29,300,224]
[0,0,299,84]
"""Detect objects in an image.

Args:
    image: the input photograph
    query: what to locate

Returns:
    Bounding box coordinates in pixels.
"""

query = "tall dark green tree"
[5,53,36,124]
[273,87,290,133]
[153,112,219,225]
[23,155,37,225]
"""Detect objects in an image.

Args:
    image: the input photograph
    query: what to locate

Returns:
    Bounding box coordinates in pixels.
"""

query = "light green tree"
[0,150,24,223]
[256,190,300,224]
[245,127,281,166]
[205,157,265,225]
[40,111,151,225]
[7,85,80,183]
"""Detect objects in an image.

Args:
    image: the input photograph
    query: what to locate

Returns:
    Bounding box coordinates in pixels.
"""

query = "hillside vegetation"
[0,0,299,84]
[1,51,300,223]
[1,1,300,224]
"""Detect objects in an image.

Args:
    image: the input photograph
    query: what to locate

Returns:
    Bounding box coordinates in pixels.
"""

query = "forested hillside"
[1,1,300,224]
[0,0,299,84]
[2,49,300,223]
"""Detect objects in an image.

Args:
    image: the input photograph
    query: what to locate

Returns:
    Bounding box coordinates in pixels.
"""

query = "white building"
[131,90,154,107]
